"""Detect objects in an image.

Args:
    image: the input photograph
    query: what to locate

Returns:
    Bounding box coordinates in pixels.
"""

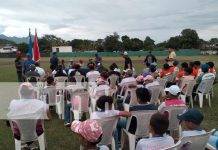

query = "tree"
[144,36,155,50]
[155,41,167,50]
[209,38,218,44]
[103,32,121,52]
[180,29,200,49]
[17,43,28,53]
[131,38,143,51]
[166,36,182,49]
[121,35,132,50]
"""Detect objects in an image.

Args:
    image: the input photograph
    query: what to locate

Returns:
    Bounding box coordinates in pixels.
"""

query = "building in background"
[0,45,17,53]
[52,46,72,53]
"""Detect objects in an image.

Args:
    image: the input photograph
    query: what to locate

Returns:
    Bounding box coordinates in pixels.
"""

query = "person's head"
[136,88,151,104]
[169,48,174,52]
[29,77,37,85]
[177,108,204,130]
[88,63,95,70]
[26,53,31,60]
[56,65,63,72]
[189,62,194,68]
[18,82,35,99]
[123,69,133,77]
[184,67,193,75]
[122,51,128,58]
[149,64,156,73]
[165,85,181,99]
[79,59,83,64]
[74,63,81,70]
[143,75,154,85]
[207,62,214,69]
[46,76,55,85]
[136,75,144,85]
[193,61,201,68]
[173,60,179,67]
[201,64,209,73]
[149,50,152,54]
[109,63,118,71]
[163,63,170,71]
[149,113,169,136]
[96,96,113,111]
[35,62,40,67]
[61,59,65,64]
[100,71,109,81]
[29,64,36,71]
[71,119,103,148]
[181,62,188,70]
[69,59,74,65]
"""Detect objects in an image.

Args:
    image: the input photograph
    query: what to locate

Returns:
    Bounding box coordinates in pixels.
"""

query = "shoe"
[64,122,71,127]
[28,143,38,150]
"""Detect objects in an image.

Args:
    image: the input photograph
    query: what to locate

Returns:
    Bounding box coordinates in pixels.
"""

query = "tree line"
[16,28,218,53]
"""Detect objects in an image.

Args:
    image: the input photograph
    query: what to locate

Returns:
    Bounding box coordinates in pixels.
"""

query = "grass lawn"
[0,55,218,149]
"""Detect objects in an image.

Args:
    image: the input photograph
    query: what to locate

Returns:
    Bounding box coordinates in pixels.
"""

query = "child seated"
[136,113,174,150]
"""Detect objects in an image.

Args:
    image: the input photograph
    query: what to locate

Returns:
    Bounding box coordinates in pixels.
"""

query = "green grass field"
[0,55,218,149]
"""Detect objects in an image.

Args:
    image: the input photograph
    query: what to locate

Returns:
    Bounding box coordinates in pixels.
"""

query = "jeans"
[65,103,72,123]
[17,71,23,82]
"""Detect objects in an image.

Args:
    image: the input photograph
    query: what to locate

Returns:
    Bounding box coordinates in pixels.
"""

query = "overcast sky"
[0,0,218,43]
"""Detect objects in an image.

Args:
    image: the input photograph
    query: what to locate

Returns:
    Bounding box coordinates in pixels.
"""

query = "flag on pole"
[28,28,33,58]
[33,28,40,62]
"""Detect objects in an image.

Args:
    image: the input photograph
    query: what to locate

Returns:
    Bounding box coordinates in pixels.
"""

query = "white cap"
[123,51,128,55]
[165,85,181,96]
[114,68,121,73]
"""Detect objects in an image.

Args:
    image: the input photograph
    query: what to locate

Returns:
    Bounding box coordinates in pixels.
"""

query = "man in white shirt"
[119,69,136,87]
[35,62,45,77]
[136,113,174,150]
[143,75,160,89]
[165,48,176,67]
[7,82,50,149]
[86,63,100,80]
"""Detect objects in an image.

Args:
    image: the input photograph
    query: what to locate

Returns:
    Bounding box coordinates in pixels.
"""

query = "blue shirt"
[23,60,35,72]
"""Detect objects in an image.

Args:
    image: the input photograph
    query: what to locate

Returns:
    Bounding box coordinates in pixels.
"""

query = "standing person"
[50,52,59,71]
[122,51,132,70]
[15,51,23,82]
[144,51,157,65]
[165,48,176,67]
[23,53,35,75]
[95,54,102,66]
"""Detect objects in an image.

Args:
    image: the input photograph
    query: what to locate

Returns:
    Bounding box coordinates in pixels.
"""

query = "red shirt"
[192,68,200,78]
[176,71,184,79]
[169,66,175,73]
[160,70,171,78]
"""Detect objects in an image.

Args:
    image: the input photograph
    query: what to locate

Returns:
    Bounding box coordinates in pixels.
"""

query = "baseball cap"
[143,75,154,81]
[136,75,144,82]
[114,68,121,73]
[123,51,128,55]
[71,119,103,143]
[177,108,204,125]
[165,85,181,96]
[201,64,209,72]
[69,59,74,62]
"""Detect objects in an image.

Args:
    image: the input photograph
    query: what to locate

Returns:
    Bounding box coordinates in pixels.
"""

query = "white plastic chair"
[179,80,196,108]
[9,119,46,150]
[55,89,65,119]
[156,78,167,97]
[72,90,90,120]
[164,140,182,150]
[26,76,41,82]
[122,87,138,111]
[121,110,158,150]
[108,74,119,90]
[178,129,216,150]
[54,76,68,87]
[42,86,57,106]
[160,106,187,136]
[117,81,137,99]
[148,85,162,105]
[95,116,119,150]
[74,75,86,86]
[172,70,179,82]
[194,79,214,108]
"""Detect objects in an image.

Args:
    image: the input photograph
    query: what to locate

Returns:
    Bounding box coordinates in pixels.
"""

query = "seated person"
[91,96,131,119]
[144,75,160,89]
[26,64,40,78]
[53,65,67,77]
[177,108,205,138]
[143,62,150,74]
[119,69,136,92]
[35,62,45,77]
[136,75,144,88]
[178,67,195,94]
[169,60,179,73]
[192,61,201,78]
[207,61,216,76]
[91,71,111,99]
[148,64,159,79]
[136,113,174,150]
[197,63,216,84]
[175,62,188,81]
[7,82,51,149]
[45,76,56,87]
[158,85,186,112]
[160,63,171,78]
[86,63,100,80]
[108,63,121,77]
[71,119,109,150]
[130,88,157,111]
